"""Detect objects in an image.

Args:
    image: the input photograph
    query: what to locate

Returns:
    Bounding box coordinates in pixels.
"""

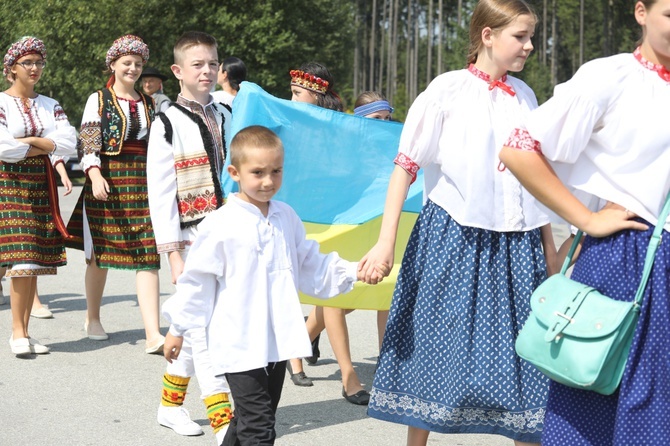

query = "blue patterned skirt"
[542,222,670,446]
[367,200,549,442]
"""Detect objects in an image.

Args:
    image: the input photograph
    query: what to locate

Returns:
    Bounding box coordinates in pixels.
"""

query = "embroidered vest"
[160,103,227,228]
[97,88,154,155]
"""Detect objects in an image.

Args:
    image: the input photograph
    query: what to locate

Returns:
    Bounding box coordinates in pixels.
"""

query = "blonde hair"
[230,126,284,168]
[466,0,537,65]
[173,31,217,65]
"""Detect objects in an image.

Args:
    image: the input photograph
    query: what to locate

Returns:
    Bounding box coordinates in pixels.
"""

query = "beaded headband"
[290,69,329,95]
[354,100,394,117]
[106,35,149,68]
[3,36,47,76]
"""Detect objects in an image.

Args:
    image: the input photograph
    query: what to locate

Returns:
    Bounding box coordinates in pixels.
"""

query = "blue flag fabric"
[223,82,423,225]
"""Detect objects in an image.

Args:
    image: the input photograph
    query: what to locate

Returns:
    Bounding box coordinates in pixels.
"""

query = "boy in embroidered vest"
[163,126,366,446]
[146,31,232,443]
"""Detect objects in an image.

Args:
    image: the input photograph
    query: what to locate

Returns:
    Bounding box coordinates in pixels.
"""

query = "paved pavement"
[0,186,568,446]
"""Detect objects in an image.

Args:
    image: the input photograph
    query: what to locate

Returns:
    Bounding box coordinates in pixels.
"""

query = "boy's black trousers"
[222,361,287,446]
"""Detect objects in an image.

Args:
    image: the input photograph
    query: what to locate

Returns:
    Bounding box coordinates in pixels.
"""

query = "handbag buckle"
[544,291,588,342]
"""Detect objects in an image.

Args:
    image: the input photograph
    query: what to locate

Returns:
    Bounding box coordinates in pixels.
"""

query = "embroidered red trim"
[504,128,542,153]
[633,47,670,82]
[394,153,419,184]
[468,64,516,96]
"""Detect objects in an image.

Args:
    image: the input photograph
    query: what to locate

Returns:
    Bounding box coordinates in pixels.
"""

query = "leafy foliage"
[1,0,643,123]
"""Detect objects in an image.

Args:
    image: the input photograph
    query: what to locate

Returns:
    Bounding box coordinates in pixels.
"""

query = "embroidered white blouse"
[505,50,670,231]
[147,95,231,253]
[396,67,548,232]
[0,92,76,163]
[79,92,151,172]
[162,194,359,375]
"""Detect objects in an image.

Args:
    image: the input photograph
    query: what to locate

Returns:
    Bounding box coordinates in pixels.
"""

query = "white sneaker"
[157,405,203,436]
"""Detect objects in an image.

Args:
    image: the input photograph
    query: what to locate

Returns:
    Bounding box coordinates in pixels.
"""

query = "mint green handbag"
[515,194,670,395]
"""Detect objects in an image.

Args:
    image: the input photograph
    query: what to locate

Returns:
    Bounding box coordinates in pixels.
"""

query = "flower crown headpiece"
[3,36,47,77]
[290,69,329,95]
[106,34,149,68]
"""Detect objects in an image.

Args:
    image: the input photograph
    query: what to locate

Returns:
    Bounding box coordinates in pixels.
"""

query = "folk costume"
[162,193,358,444]
[505,50,670,446]
[0,37,77,276]
[147,94,232,438]
[66,35,159,270]
[367,66,550,443]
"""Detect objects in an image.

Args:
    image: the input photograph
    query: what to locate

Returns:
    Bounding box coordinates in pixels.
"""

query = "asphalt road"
[0,185,568,446]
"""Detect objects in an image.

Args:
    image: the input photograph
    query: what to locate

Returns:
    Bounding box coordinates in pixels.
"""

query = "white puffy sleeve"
[522,64,607,163]
[78,93,103,173]
[398,88,445,166]
[291,208,358,298]
[0,101,30,162]
[147,115,182,252]
[44,101,77,159]
[162,221,223,336]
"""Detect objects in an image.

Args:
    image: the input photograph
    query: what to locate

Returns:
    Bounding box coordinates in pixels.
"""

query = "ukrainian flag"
[224,82,423,310]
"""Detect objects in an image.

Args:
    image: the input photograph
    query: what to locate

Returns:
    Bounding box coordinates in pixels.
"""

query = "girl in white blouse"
[499,1,670,444]
[360,0,555,444]
[0,36,77,356]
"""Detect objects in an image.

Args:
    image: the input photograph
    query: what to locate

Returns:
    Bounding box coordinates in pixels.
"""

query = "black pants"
[222,361,287,446]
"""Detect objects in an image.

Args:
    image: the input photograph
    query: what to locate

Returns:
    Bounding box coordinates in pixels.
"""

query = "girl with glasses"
[0,36,77,356]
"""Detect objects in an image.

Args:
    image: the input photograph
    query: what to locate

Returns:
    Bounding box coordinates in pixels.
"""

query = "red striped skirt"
[0,155,68,274]
[66,141,159,270]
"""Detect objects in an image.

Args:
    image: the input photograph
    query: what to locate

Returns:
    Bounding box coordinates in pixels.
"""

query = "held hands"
[358,241,394,285]
[163,332,184,363]
[582,202,649,238]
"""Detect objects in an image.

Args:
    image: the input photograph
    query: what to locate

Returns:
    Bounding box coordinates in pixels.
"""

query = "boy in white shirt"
[147,31,232,442]
[163,125,369,445]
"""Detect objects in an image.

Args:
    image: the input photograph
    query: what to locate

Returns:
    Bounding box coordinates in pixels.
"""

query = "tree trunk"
[378,0,387,93]
[369,0,377,91]
[391,0,400,105]
[579,0,584,65]
[437,0,443,74]
[353,0,361,98]
[413,1,419,101]
[551,0,558,85]
[406,0,412,101]
[427,0,433,85]
[542,0,547,65]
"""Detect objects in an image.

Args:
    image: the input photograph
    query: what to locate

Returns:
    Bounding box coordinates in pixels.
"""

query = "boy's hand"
[164,332,184,363]
[167,251,185,284]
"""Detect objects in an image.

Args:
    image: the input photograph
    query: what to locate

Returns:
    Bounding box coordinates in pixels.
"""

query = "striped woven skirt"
[0,156,67,275]
[66,141,159,270]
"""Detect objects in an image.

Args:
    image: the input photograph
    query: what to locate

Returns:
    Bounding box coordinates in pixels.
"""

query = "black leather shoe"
[290,371,313,387]
[342,387,370,405]
[286,360,314,387]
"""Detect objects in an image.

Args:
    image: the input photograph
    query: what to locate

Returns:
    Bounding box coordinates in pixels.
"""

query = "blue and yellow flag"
[224,82,423,310]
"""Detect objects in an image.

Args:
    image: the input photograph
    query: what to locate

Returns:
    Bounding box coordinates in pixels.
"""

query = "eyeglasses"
[16,61,47,69]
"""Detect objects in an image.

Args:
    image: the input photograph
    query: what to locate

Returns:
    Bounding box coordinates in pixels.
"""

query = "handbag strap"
[559,192,670,306]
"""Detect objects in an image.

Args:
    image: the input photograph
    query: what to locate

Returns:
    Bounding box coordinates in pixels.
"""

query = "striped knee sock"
[161,373,190,407]
[204,393,233,433]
